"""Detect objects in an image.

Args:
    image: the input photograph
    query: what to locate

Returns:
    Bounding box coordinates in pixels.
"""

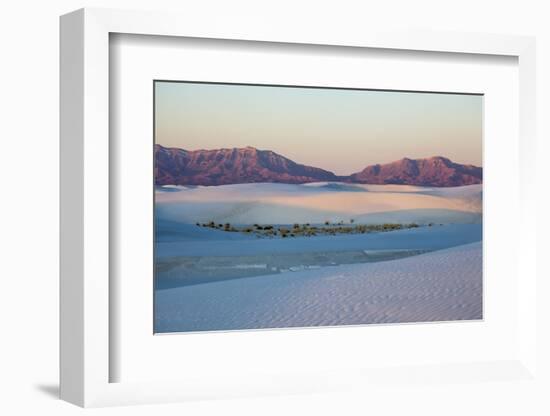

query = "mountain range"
[155,144,482,187]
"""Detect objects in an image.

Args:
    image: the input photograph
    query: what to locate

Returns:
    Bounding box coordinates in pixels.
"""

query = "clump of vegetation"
[382,223,401,230]
[197,219,424,239]
[199,221,217,229]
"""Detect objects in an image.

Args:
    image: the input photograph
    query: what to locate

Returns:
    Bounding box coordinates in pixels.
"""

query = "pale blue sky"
[155,81,482,175]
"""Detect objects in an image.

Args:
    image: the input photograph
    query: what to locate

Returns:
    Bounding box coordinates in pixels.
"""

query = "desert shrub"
[382,223,402,230]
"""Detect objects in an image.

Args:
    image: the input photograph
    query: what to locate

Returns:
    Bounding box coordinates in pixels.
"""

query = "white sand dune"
[155,242,482,333]
[156,182,482,225]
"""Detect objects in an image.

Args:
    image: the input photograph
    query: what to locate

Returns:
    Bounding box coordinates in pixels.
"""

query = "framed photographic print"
[60,8,539,408]
[153,81,483,334]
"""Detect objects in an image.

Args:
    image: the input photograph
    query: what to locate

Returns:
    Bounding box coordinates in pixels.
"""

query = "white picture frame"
[60,7,538,407]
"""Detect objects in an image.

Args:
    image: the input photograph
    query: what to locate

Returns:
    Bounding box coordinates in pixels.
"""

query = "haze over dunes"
[155,144,482,187]
[156,182,482,226]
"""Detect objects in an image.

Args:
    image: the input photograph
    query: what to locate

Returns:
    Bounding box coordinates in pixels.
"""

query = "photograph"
[153,81,483,334]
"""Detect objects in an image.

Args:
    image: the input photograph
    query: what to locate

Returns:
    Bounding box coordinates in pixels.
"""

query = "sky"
[155,81,482,175]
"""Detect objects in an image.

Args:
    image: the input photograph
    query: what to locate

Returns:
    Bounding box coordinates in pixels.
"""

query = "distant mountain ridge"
[350,156,482,187]
[155,145,338,186]
[155,144,482,187]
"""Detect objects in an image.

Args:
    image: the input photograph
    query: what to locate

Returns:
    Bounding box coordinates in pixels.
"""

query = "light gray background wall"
[1,1,548,415]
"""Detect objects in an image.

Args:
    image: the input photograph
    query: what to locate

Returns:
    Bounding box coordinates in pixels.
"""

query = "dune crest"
[156,182,482,225]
